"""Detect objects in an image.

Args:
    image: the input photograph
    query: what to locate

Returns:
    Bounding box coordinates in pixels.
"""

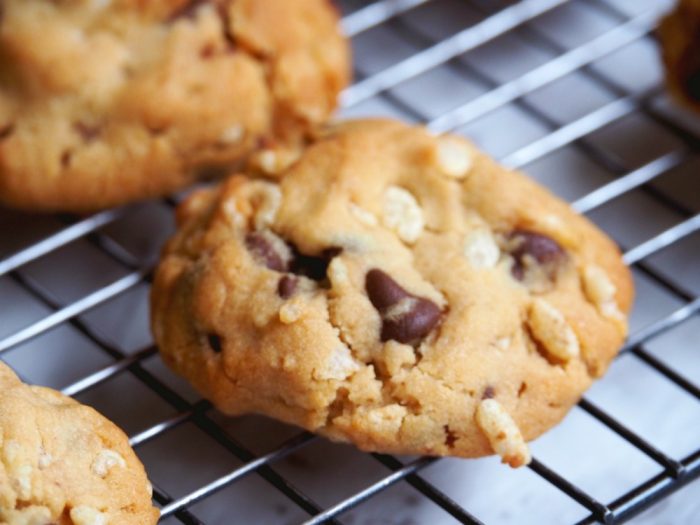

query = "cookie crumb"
[70,506,108,525]
[14,465,33,500]
[328,257,350,287]
[279,299,304,324]
[582,265,625,326]
[252,183,282,230]
[38,447,52,469]
[382,186,424,243]
[92,449,126,478]
[381,341,416,376]
[494,337,511,351]
[528,299,580,363]
[349,203,378,226]
[434,136,473,179]
[315,346,360,381]
[219,124,244,144]
[475,399,531,468]
[463,229,500,269]
[254,147,301,176]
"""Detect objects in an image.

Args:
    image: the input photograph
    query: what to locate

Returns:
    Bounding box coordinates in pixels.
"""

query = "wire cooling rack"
[1,0,699,523]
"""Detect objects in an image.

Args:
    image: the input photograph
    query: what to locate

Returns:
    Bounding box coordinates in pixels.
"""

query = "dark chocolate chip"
[207,333,222,353]
[365,269,442,344]
[382,298,442,344]
[289,247,341,282]
[277,275,298,299]
[366,269,410,310]
[245,232,289,272]
[506,229,565,281]
[482,386,496,399]
[73,122,100,142]
[444,425,457,448]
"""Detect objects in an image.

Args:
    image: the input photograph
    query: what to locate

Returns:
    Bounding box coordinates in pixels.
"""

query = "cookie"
[659,0,700,112]
[0,362,158,524]
[0,0,349,212]
[151,119,634,467]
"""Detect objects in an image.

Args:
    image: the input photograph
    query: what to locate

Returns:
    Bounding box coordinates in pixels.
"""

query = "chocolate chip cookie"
[0,0,349,212]
[151,119,634,467]
[659,0,700,112]
[0,362,158,524]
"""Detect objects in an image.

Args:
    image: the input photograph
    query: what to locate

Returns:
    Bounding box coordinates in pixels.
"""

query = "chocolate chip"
[289,247,341,282]
[444,425,457,448]
[382,297,442,344]
[505,230,565,282]
[365,269,442,344]
[366,268,409,309]
[74,122,100,142]
[207,334,222,353]
[277,275,298,299]
[245,232,289,272]
[482,386,496,399]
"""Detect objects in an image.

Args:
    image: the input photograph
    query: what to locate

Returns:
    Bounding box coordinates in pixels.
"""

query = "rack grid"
[1,0,699,523]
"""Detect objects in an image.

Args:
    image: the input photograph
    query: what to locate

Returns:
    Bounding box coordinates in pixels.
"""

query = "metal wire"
[1,0,699,523]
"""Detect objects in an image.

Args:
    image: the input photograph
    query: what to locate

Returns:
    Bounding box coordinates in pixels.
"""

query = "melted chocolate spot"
[60,150,72,168]
[482,386,496,399]
[207,333,222,353]
[444,425,457,448]
[245,232,289,272]
[0,124,14,140]
[277,275,298,299]
[200,43,216,59]
[506,230,565,282]
[74,122,100,142]
[518,382,527,398]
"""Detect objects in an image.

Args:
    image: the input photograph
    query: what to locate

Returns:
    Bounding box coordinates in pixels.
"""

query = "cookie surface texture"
[0,362,158,524]
[151,119,634,466]
[0,0,349,211]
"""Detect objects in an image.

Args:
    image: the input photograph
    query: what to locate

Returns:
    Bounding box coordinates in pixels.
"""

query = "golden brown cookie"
[659,0,700,112]
[0,0,349,212]
[151,119,634,467]
[0,362,158,524]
